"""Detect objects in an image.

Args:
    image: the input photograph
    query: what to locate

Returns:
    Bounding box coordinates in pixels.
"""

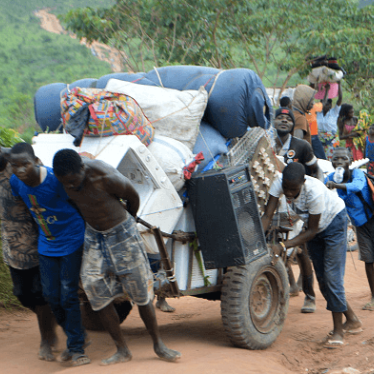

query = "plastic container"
[333,166,344,183]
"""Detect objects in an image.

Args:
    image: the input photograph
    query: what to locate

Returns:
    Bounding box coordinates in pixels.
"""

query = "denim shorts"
[81,215,154,311]
[356,216,374,263]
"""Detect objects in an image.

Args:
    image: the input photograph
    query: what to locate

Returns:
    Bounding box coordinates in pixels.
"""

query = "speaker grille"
[233,185,267,260]
[188,165,268,269]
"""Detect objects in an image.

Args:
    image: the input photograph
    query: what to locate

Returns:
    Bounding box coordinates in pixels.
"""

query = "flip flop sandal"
[328,327,363,336]
[324,339,344,349]
[72,353,91,366]
[343,327,363,335]
[60,335,92,362]
[362,302,374,311]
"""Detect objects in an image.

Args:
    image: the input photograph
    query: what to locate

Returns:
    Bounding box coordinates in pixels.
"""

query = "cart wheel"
[221,255,289,349]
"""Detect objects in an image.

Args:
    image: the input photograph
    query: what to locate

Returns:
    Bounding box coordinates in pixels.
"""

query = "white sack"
[307,66,344,84]
[105,79,208,151]
[147,135,195,191]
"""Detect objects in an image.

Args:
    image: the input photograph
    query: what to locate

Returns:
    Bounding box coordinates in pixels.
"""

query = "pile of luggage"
[34,66,273,189]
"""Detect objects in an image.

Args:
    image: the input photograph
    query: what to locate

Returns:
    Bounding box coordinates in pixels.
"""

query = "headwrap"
[292,85,317,114]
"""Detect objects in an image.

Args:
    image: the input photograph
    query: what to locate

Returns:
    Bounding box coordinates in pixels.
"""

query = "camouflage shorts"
[81,215,154,311]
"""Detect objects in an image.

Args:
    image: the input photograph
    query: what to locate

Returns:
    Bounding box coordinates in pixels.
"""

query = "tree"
[60,0,374,109]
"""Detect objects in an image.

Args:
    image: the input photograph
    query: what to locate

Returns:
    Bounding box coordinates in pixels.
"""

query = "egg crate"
[227,127,267,167]
[249,136,284,215]
[226,128,283,215]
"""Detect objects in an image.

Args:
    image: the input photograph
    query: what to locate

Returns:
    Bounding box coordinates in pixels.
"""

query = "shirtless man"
[52,149,181,366]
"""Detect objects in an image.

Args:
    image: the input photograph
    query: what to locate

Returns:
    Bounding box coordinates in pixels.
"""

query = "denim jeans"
[39,246,85,354]
[311,135,327,160]
[307,209,348,312]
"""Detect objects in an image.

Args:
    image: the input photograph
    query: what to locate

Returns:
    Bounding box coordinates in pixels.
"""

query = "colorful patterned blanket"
[61,88,154,146]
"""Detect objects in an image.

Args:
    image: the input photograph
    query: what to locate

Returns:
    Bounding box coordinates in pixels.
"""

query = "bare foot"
[154,341,181,362]
[342,319,363,333]
[100,350,132,366]
[38,343,55,361]
[49,335,59,353]
[156,298,176,313]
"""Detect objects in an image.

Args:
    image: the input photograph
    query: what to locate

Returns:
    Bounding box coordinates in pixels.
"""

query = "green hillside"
[0,0,115,141]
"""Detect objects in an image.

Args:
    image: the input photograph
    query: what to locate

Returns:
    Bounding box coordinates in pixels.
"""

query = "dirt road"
[1,250,374,374]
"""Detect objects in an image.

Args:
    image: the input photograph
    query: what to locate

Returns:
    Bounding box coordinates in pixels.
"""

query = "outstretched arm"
[308,162,324,182]
[336,81,343,107]
[321,83,330,106]
[271,214,320,256]
[284,213,320,248]
[261,195,280,232]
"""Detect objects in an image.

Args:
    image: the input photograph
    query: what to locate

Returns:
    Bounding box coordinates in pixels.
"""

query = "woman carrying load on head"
[338,104,363,161]
[316,81,343,161]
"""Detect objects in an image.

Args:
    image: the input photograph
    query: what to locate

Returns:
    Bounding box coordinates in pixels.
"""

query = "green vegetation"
[0,0,114,142]
[0,0,114,309]
[62,0,374,113]
[0,244,20,308]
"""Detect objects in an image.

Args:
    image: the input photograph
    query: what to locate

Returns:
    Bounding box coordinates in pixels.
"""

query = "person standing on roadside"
[317,81,343,161]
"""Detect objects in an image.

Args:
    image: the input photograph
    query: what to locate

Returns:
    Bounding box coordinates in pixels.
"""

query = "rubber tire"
[80,298,132,331]
[221,255,289,350]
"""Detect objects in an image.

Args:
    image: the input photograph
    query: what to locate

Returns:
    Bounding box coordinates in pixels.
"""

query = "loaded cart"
[32,126,289,350]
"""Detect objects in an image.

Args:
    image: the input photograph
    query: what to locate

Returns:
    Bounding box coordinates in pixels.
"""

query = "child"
[262,162,362,345]
[365,124,374,176]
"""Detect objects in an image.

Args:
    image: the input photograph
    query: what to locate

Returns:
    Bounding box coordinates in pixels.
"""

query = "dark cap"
[275,107,295,126]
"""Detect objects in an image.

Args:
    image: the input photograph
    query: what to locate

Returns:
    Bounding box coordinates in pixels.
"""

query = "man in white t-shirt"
[262,162,362,346]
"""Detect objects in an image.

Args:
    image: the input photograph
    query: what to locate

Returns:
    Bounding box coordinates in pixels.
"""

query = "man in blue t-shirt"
[9,143,90,367]
[326,147,374,311]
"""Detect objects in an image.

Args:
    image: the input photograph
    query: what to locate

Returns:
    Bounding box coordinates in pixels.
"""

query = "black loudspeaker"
[187,165,268,269]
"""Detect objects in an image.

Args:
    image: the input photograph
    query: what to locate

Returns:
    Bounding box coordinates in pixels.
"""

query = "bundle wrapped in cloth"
[61,87,154,147]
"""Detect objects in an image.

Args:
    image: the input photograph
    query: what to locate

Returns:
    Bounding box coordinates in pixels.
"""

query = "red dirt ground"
[1,250,373,374]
